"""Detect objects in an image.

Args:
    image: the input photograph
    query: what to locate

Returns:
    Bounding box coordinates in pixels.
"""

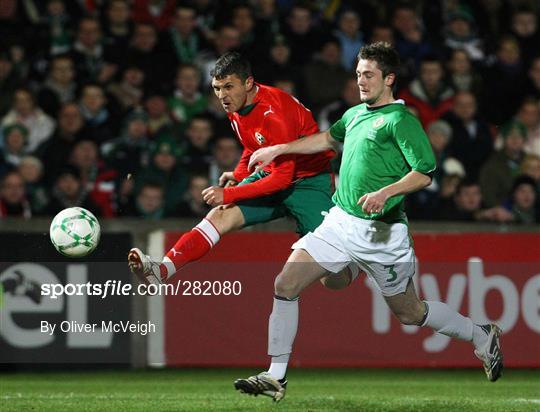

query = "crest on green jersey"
[372,116,385,128]
[255,132,266,145]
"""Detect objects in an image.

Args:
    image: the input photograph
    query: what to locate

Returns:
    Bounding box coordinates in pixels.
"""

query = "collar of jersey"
[366,99,405,112]
[237,102,258,116]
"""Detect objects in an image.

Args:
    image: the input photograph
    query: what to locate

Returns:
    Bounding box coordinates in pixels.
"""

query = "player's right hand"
[219,171,237,187]
[248,145,283,172]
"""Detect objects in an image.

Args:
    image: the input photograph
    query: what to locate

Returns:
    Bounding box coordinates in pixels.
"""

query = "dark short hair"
[210,52,252,82]
[358,42,400,80]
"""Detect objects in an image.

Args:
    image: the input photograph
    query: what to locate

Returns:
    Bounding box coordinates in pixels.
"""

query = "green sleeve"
[393,113,436,175]
[329,118,346,142]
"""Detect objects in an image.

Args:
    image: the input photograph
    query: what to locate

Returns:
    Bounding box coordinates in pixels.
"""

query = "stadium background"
[1,0,539,410]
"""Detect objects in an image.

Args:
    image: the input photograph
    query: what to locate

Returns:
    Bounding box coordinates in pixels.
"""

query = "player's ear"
[245,76,254,90]
[385,73,396,88]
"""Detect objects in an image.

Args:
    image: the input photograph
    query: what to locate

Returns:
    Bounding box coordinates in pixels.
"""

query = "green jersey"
[329,101,436,224]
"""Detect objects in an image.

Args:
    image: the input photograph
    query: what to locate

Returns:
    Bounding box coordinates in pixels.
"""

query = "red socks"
[160,219,221,281]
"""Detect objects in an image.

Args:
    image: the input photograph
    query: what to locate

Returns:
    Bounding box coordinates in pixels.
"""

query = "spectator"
[443,91,493,180]
[168,64,207,132]
[437,179,513,223]
[399,56,455,128]
[525,57,540,100]
[144,93,173,137]
[0,52,22,117]
[135,134,188,213]
[36,103,87,184]
[479,120,527,207]
[101,111,151,177]
[334,10,364,71]
[70,16,117,84]
[303,37,348,113]
[515,97,540,157]
[443,9,484,62]
[125,23,166,92]
[252,34,303,92]
[121,181,166,219]
[102,0,133,65]
[196,25,241,88]
[231,5,259,60]
[175,173,211,218]
[182,115,214,171]
[481,36,526,125]
[79,83,117,144]
[69,139,117,217]
[36,0,74,56]
[162,5,209,69]
[107,65,146,115]
[318,76,361,130]
[37,55,77,117]
[520,154,540,186]
[369,24,394,45]
[43,165,101,217]
[446,48,483,99]
[283,5,321,66]
[407,120,464,220]
[391,4,433,81]
[208,135,241,186]
[0,171,31,218]
[1,88,55,152]
[0,124,28,175]
[508,8,539,67]
[506,175,538,224]
[17,156,48,214]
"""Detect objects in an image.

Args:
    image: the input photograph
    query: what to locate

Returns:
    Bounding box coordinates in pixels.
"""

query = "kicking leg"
[385,280,503,382]
[234,248,333,402]
[129,205,245,283]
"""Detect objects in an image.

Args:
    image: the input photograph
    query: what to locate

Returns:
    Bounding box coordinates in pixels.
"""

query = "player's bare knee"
[206,206,242,233]
[274,271,301,299]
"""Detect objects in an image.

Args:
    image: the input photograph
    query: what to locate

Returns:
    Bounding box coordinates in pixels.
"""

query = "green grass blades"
[1,369,539,411]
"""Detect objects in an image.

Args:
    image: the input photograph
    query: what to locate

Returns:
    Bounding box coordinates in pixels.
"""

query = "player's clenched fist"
[202,186,225,206]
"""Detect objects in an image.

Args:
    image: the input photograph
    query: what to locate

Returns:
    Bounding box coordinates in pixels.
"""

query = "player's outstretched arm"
[248,130,336,172]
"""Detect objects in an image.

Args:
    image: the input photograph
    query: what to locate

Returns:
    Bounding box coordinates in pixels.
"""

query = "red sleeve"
[223,154,295,204]
[232,148,252,182]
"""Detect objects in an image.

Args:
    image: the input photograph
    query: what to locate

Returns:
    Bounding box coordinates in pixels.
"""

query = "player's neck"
[366,93,395,108]
[244,85,259,107]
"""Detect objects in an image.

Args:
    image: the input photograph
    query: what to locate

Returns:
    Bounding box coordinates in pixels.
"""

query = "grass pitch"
[1,368,538,411]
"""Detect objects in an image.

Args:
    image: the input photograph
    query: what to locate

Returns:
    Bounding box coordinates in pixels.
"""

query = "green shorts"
[236,171,334,236]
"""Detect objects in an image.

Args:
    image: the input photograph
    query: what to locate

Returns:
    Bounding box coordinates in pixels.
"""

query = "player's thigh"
[351,221,416,297]
[236,193,288,228]
[283,173,334,235]
[206,204,246,234]
[275,248,331,297]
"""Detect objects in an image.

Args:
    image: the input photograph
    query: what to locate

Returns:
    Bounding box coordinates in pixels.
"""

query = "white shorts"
[292,206,416,296]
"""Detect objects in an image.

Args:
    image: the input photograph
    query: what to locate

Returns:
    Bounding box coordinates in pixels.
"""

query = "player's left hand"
[202,186,224,206]
[358,189,389,215]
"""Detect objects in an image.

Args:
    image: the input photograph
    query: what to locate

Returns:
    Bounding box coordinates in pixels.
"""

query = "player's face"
[356,59,395,106]
[212,74,254,113]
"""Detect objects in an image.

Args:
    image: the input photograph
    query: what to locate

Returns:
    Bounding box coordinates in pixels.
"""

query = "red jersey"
[224,83,334,204]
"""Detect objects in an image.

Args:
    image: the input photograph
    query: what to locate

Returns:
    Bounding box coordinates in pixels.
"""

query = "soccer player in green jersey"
[234,42,503,402]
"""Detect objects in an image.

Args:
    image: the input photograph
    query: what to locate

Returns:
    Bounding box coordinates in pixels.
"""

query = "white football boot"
[128,248,163,285]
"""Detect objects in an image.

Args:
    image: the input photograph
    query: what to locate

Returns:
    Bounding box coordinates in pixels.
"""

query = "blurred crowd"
[0,0,539,224]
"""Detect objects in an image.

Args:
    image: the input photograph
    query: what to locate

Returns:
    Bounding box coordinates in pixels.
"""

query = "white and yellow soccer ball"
[50,207,101,257]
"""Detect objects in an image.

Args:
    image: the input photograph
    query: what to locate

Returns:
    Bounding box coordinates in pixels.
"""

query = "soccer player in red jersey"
[128,52,353,290]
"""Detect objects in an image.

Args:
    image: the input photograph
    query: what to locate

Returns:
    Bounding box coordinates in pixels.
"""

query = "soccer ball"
[50,207,101,257]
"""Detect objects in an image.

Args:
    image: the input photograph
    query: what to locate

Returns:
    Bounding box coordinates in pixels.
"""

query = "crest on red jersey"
[255,131,266,145]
